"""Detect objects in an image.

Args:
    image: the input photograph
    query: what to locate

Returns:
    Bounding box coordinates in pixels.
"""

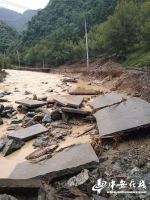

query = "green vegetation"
[0,21,18,53]
[3,0,150,69]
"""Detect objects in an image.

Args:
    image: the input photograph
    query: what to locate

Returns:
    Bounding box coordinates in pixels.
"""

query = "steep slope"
[22,0,117,44]
[0,21,18,53]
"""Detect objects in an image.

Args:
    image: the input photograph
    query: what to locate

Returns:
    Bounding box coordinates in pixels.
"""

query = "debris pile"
[0,75,150,200]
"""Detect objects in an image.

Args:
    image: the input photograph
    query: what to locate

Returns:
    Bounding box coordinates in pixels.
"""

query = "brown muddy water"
[0,70,93,178]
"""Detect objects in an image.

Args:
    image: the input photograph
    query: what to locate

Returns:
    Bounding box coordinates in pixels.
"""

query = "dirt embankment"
[51,59,150,103]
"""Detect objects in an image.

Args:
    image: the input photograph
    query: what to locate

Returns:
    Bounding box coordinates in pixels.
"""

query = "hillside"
[0,21,18,53]
[0,7,38,32]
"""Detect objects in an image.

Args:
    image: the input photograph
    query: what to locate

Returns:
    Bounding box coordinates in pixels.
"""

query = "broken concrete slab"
[90,92,127,109]
[67,97,83,108]
[0,179,42,189]
[3,139,25,157]
[61,107,91,115]
[94,97,150,136]
[7,124,48,142]
[15,99,45,108]
[69,87,98,95]
[9,143,99,180]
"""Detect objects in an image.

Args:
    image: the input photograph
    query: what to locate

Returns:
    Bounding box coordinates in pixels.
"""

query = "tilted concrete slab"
[15,100,45,108]
[61,107,91,115]
[9,143,99,180]
[67,96,83,108]
[7,124,48,142]
[54,96,83,108]
[69,87,98,95]
[90,93,127,109]
[94,97,150,136]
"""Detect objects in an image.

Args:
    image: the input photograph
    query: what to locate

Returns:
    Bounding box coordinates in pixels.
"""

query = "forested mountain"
[0,7,38,32]
[0,21,18,53]
[7,0,150,69]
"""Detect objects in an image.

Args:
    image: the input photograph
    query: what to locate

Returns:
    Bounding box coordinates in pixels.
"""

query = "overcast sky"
[0,0,50,13]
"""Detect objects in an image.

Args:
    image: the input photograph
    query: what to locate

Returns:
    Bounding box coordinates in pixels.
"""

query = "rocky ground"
[0,67,149,200]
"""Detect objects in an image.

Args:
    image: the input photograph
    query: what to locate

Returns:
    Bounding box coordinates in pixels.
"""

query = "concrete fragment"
[90,92,127,109]
[66,169,89,187]
[7,124,48,142]
[3,139,25,157]
[15,99,45,108]
[67,97,83,108]
[61,107,91,115]
[94,97,150,136]
[9,143,99,180]
[69,87,98,95]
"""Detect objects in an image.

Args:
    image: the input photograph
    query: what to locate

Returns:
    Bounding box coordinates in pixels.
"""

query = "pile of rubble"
[0,76,150,200]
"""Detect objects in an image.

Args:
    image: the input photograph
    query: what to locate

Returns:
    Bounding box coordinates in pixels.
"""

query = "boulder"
[3,139,25,157]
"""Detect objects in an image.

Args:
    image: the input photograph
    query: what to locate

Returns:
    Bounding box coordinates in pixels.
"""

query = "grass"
[123,43,150,70]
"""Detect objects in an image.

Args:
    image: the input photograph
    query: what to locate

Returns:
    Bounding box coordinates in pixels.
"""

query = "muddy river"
[0,70,93,178]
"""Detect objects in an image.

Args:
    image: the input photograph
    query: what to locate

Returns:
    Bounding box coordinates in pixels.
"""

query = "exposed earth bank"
[51,59,150,103]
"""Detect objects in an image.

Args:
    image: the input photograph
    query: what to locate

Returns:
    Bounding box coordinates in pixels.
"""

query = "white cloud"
[0,0,50,13]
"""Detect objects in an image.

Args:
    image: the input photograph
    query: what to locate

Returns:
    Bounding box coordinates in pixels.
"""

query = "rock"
[11,119,22,124]
[33,113,45,121]
[12,111,17,116]
[4,105,14,111]
[26,112,36,118]
[0,137,7,151]
[23,91,32,95]
[0,104,4,113]
[3,139,25,157]
[0,98,8,102]
[0,194,18,200]
[42,114,52,123]
[62,112,72,123]
[46,89,53,93]
[0,93,4,98]
[66,169,89,187]
[47,100,55,104]
[51,109,62,121]
[129,167,140,176]
[38,96,47,101]
[17,105,27,114]
[3,91,11,95]
[32,137,44,147]
[92,194,109,200]
[7,126,16,131]
[12,116,17,120]
[33,94,37,100]
[0,117,3,125]
[5,112,12,119]
[35,108,50,115]
[26,119,37,127]
[133,93,141,97]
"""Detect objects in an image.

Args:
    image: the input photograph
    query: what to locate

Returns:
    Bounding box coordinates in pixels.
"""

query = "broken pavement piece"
[67,96,83,108]
[66,169,89,187]
[68,87,98,95]
[3,139,25,157]
[94,97,150,136]
[61,107,91,115]
[90,92,127,109]
[62,77,78,83]
[9,143,99,180]
[7,124,48,142]
[15,99,45,108]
